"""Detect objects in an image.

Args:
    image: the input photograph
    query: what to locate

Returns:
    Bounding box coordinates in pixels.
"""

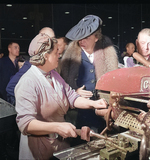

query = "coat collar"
[81,50,91,63]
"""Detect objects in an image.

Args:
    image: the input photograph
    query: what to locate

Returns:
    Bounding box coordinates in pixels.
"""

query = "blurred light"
[124,31,126,33]
[6,4,12,7]
[31,25,34,27]
[113,37,115,39]
[117,35,120,37]
[131,27,134,29]
[1,28,5,30]
[142,21,145,23]
[12,33,15,34]
[65,12,70,14]
[108,17,112,19]
[23,17,27,20]
[103,24,106,26]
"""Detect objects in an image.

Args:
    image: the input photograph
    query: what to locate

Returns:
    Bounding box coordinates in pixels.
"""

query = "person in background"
[0,42,20,159]
[120,42,137,68]
[122,28,150,68]
[132,28,150,67]
[55,36,70,73]
[60,15,118,138]
[121,42,135,58]
[39,27,55,38]
[0,42,19,101]
[15,33,108,160]
[6,55,26,106]
[0,49,4,58]
[57,37,70,58]
[17,55,26,69]
[6,27,55,106]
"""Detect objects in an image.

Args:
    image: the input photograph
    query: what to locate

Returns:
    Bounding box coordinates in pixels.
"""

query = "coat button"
[91,79,95,83]
[90,69,94,73]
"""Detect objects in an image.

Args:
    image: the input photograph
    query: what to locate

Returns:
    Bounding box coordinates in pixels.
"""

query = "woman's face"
[45,44,60,70]
[78,34,98,53]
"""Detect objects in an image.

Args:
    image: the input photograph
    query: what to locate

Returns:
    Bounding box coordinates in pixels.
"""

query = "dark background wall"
[0,3,149,59]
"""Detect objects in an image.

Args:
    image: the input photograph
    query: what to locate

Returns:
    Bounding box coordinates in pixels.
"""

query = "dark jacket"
[6,61,31,105]
[0,56,19,100]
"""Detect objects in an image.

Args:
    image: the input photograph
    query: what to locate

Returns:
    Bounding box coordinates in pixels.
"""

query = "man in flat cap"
[60,15,118,145]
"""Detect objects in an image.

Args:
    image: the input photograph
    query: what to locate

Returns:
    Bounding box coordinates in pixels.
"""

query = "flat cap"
[28,33,50,56]
[65,15,102,40]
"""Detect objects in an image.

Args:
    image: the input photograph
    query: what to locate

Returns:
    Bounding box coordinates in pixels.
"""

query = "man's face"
[136,33,150,59]
[8,43,20,57]
[57,38,66,55]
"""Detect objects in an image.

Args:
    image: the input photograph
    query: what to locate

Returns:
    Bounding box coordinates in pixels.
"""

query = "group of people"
[120,28,150,68]
[0,14,150,160]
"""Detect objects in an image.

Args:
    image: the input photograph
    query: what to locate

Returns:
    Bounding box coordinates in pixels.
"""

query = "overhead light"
[124,31,126,33]
[108,17,112,19]
[12,33,15,34]
[6,4,12,7]
[117,35,120,37]
[65,12,70,14]
[23,17,27,20]
[131,27,134,29]
[103,24,106,27]
[1,28,5,30]
[142,21,145,23]
[31,25,34,27]
[113,37,115,39]
[20,36,22,38]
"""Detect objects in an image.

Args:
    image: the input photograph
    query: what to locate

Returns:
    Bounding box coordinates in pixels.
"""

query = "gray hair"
[93,28,102,41]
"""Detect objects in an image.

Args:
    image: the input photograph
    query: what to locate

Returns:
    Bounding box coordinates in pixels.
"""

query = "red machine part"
[96,66,150,94]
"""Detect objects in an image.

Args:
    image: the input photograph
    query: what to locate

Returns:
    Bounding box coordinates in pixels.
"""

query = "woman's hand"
[76,85,93,98]
[55,122,77,139]
[80,126,91,141]
[93,98,108,109]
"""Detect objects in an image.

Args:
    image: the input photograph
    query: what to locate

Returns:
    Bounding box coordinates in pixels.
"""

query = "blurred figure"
[0,53,4,58]
[132,28,150,67]
[121,43,137,68]
[6,55,26,106]
[0,49,4,58]
[121,42,135,58]
[57,37,70,58]
[39,27,55,38]
[56,37,70,73]
[0,42,19,100]
[17,55,26,69]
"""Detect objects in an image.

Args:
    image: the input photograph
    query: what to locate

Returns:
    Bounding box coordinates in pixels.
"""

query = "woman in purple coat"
[15,33,108,160]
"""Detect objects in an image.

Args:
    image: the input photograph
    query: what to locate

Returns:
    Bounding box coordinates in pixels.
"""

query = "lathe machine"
[54,66,150,160]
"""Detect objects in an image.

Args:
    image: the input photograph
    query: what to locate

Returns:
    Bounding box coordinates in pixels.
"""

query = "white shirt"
[82,48,94,63]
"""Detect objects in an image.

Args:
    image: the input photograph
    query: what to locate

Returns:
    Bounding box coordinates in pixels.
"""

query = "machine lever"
[75,129,126,152]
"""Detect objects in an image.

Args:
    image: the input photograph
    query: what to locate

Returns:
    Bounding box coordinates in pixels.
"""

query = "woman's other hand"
[76,85,93,98]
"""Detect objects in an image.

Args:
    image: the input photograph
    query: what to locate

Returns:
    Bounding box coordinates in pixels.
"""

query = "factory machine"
[54,66,150,160]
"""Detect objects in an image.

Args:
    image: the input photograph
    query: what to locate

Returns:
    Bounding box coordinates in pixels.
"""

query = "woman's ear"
[95,38,98,43]
[44,53,48,60]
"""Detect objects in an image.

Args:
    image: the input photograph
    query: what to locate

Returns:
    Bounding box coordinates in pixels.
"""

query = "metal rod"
[124,97,149,103]
[90,131,126,152]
